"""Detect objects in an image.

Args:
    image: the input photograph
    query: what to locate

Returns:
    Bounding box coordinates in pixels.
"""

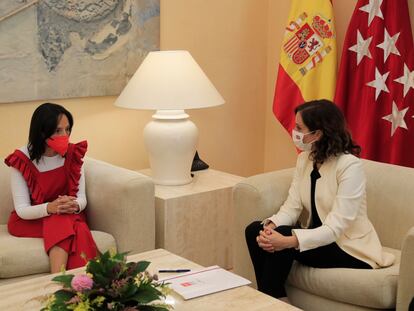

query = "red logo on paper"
[180,282,193,287]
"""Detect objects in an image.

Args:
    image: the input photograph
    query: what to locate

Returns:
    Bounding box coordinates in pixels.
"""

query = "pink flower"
[71,274,93,292]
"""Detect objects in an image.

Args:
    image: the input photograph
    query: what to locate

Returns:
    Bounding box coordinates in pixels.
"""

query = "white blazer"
[267,151,394,268]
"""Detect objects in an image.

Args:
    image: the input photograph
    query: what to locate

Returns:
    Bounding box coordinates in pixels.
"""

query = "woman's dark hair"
[28,103,73,162]
[295,99,361,164]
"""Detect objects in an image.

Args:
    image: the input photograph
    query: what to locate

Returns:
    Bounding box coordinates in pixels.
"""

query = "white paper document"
[159,265,251,300]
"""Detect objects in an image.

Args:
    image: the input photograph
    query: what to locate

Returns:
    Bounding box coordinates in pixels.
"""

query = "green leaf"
[87,259,104,276]
[132,285,163,304]
[101,250,111,261]
[51,274,75,288]
[113,251,128,262]
[93,272,110,287]
[120,283,138,300]
[135,261,150,274]
[48,290,75,310]
[54,289,75,301]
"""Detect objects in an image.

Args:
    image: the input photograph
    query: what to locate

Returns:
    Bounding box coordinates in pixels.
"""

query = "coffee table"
[0,249,301,310]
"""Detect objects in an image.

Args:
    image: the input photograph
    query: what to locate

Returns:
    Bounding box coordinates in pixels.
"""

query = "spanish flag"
[273,0,337,132]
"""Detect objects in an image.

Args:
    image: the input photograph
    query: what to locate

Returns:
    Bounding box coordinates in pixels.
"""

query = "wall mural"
[0,0,160,103]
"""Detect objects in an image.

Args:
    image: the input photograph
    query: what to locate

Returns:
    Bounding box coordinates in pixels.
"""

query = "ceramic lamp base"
[144,110,198,185]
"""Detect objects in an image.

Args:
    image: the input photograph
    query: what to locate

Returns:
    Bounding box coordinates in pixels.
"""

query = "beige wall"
[0,0,268,177]
[0,97,153,170]
[160,0,268,176]
[264,0,296,172]
[2,1,414,176]
[264,0,414,172]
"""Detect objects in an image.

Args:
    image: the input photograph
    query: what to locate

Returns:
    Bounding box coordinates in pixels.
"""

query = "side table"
[139,168,244,269]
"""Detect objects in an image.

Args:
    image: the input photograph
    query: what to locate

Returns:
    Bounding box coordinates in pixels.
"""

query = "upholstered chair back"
[0,162,13,225]
[363,159,414,250]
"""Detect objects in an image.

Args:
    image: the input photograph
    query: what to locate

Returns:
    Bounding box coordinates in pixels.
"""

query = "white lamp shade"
[114,50,225,110]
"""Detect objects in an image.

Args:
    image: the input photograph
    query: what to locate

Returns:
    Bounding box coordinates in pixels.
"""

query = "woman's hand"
[256,221,278,252]
[256,233,275,253]
[58,195,80,214]
[257,228,299,252]
[47,195,80,214]
[263,221,276,230]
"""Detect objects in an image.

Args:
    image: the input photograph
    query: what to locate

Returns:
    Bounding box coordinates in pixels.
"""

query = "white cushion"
[287,247,400,309]
[0,225,116,278]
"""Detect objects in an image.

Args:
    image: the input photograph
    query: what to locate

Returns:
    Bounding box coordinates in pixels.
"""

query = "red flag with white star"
[335,0,414,167]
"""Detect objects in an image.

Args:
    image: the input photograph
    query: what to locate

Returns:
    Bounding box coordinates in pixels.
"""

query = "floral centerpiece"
[42,250,173,311]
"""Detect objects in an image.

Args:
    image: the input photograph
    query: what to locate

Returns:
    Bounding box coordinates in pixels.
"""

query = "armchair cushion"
[287,247,400,309]
[0,225,116,278]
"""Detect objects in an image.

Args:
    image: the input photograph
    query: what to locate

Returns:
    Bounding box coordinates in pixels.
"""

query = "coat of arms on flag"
[283,13,334,76]
[273,0,337,132]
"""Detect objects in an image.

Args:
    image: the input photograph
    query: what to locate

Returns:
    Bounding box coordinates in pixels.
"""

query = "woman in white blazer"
[245,99,394,300]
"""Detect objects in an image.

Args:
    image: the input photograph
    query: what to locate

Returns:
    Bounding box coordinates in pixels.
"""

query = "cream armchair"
[0,157,155,285]
[233,159,414,311]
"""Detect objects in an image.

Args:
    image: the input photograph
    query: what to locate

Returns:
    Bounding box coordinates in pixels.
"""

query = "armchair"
[233,159,414,311]
[0,157,155,285]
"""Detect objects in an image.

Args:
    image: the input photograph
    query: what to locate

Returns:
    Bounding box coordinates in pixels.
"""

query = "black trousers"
[245,221,372,298]
[409,297,414,311]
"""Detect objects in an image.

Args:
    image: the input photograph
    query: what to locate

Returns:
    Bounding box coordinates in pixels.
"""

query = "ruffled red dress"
[4,141,98,270]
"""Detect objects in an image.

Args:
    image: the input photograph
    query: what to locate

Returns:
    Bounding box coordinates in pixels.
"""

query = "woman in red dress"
[5,103,97,273]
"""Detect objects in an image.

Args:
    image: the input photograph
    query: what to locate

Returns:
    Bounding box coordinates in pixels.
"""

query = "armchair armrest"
[397,226,414,311]
[84,158,155,254]
[232,168,294,283]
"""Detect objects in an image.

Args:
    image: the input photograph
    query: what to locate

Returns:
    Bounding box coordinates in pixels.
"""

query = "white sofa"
[0,157,155,285]
[233,159,414,311]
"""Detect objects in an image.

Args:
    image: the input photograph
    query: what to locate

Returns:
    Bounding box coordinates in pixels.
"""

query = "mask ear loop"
[303,130,316,137]
[306,130,321,145]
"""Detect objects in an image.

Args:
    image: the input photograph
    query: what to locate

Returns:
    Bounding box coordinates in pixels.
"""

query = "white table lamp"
[114,50,225,185]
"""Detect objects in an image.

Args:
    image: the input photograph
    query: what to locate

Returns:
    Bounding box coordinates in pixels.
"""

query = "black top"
[309,165,322,229]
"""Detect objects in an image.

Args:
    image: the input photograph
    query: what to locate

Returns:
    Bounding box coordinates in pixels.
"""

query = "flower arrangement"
[42,250,173,311]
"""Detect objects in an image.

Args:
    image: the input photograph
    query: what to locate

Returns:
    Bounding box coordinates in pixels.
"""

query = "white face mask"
[292,129,316,151]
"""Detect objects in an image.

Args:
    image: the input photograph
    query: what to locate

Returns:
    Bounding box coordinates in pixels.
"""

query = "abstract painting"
[0,0,160,103]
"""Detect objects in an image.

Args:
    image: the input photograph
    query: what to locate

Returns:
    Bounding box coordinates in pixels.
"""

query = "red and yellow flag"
[273,0,337,132]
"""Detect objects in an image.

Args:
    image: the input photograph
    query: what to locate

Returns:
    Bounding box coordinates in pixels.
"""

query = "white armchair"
[0,157,155,285]
[233,159,414,311]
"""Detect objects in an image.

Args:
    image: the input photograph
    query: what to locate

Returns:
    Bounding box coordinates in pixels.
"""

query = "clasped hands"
[47,195,79,215]
[256,223,299,253]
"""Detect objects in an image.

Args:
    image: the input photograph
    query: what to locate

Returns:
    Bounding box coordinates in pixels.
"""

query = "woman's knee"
[245,221,263,241]
[7,223,20,237]
[8,221,43,238]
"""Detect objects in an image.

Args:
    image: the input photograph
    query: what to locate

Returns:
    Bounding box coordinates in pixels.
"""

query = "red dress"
[4,141,98,270]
